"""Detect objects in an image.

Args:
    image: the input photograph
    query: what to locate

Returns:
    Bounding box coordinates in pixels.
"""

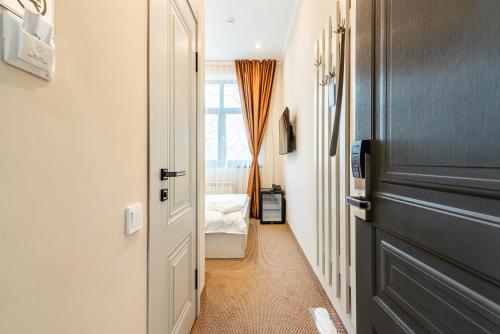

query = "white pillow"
[206,200,243,214]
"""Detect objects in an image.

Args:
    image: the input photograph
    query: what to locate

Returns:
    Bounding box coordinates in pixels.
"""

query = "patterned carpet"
[191,219,346,334]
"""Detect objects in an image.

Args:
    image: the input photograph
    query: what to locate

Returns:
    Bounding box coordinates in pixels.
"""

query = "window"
[205,80,254,168]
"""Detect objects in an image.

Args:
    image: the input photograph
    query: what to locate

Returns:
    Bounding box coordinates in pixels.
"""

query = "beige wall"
[0,1,148,333]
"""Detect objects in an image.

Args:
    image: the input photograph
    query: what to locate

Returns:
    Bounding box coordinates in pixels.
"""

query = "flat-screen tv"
[279,107,294,155]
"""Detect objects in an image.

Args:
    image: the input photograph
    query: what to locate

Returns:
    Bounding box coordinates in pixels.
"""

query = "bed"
[205,194,250,259]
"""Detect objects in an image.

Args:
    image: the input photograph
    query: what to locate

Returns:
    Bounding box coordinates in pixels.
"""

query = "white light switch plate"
[125,203,143,235]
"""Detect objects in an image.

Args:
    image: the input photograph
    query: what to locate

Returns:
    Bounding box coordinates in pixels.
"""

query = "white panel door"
[149,0,198,333]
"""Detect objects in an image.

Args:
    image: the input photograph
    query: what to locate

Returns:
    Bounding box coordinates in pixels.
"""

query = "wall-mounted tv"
[279,107,295,155]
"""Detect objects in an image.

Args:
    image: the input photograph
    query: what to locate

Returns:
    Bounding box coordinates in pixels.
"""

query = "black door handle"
[160,169,186,181]
[346,196,371,210]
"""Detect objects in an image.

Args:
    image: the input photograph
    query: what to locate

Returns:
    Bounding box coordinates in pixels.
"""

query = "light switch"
[125,203,143,235]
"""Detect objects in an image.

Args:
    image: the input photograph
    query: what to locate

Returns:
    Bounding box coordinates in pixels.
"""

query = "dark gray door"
[355,1,500,333]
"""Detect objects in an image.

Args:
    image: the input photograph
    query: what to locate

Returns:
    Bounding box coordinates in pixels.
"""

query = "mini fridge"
[259,189,285,224]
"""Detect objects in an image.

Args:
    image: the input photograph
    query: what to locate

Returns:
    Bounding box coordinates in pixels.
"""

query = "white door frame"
[147,0,201,332]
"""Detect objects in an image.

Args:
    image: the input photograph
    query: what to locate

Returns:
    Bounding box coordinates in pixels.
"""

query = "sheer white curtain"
[205,62,260,194]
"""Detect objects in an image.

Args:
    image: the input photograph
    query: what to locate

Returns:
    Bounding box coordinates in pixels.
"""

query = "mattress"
[205,194,249,234]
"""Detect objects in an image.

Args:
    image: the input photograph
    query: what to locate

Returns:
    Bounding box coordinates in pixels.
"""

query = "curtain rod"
[206,59,283,65]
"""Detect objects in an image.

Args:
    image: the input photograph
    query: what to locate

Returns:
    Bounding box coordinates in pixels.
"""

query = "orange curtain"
[235,59,276,218]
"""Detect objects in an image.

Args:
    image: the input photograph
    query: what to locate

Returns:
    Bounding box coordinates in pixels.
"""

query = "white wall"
[281,0,356,332]
[0,1,148,333]
[261,63,285,188]
[282,0,332,265]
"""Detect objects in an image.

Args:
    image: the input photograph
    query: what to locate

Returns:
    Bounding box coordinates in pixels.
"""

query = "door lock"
[347,140,372,221]
[351,140,370,179]
[160,189,168,202]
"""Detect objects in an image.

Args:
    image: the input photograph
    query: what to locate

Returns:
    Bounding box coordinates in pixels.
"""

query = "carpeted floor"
[191,219,347,334]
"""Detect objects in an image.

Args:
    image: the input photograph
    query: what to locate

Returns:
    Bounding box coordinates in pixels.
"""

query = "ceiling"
[205,0,300,61]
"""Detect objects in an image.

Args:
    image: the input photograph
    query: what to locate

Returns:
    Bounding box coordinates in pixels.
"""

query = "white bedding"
[205,194,249,234]
[206,198,244,214]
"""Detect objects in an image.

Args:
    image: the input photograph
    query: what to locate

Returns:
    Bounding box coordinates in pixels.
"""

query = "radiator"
[206,182,233,194]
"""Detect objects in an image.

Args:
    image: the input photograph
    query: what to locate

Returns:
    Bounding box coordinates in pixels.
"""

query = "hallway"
[192,220,346,333]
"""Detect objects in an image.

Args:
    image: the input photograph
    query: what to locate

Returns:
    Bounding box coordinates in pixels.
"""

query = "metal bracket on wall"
[314,55,323,67]
[334,21,346,34]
